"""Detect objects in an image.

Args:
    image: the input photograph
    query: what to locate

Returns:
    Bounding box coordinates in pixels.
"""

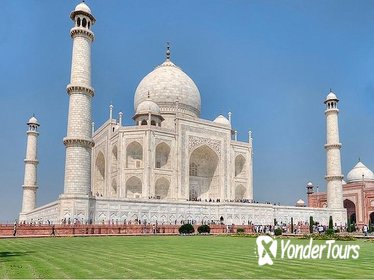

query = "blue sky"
[1,0,374,222]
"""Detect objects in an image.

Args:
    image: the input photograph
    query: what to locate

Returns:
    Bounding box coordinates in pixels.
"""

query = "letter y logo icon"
[256,236,277,266]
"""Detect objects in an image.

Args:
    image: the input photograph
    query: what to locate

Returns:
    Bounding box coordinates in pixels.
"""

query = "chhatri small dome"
[325,90,338,102]
[136,99,161,115]
[70,1,95,22]
[134,45,201,118]
[27,116,39,125]
[307,182,313,187]
[213,115,231,127]
[75,2,92,14]
[346,161,374,182]
[296,199,306,207]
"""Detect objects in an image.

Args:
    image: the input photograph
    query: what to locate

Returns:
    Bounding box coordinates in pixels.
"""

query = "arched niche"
[126,176,142,198]
[344,199,356,224]
[155,177,170,199]
[189,145,219,200]
[235,184,246,200]
[111,145,118,173]
[111,178,118,197]
[155,142,171,169]
[235,154,246,177]
[126,142,143,168]
[94,152,105,196]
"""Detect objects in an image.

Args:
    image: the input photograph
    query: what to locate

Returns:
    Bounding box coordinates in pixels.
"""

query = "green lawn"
[0,235,372,279]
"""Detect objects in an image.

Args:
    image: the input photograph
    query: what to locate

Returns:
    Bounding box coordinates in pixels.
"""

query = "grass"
[0,235,372,279]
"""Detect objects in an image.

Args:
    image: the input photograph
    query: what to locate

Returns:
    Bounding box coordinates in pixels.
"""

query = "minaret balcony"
[324,143,342,149]
[70,27,94,41]
[63,137,94,148]
[325,175,344,181]
[24,159,39,164]
[66,84,95,97]
[324,108,339,114]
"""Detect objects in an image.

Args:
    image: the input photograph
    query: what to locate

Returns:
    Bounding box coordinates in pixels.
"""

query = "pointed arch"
[126,141,143,168]
[235,184,246,200]
[189,145,219,200]
[370,212,374,225]
[155,177,170,199]
[111,145,118,173]
[111,178,118,197]
[126,176,142,198]
[344,199,356,224]
[155,142,171,169]
[94,152,105,196]
[235,154,246,177]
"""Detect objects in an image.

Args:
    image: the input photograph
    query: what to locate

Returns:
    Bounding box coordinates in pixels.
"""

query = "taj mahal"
[19,2,351,226]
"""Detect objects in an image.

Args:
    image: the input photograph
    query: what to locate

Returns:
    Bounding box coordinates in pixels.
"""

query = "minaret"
[248,130,253,201]
[20,116,40,220]
[324,90,343,209]
[62,2,95,196]
[306,182,314,207]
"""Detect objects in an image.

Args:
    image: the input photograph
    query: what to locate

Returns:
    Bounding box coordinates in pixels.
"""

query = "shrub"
[309,216,314,234]
[301,233,356,241]
[197,225,210,234]
[236,228,245,234]
[274,228,282,236]
[325,228,334,235]
[179,224,194,234]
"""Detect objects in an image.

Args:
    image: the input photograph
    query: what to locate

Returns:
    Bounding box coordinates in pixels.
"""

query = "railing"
[0,224,257,237]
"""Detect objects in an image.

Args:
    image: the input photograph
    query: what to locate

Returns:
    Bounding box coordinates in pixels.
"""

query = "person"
[51,224,56,237]
[363,224,368,237]
[13,223,17,237]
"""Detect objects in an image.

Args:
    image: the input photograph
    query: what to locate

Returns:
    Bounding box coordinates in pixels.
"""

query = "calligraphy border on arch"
[188,135,221,157]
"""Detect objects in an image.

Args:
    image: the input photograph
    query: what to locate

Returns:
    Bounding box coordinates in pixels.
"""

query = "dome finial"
[166,42,171,60]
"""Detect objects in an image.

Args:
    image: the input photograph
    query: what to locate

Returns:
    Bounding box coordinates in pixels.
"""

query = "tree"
[325,216,335,235]
[309,216,314,234]
[291,217,294,234]
[329,216,333,230]
[348,220,356,233]
[369,218,373,233]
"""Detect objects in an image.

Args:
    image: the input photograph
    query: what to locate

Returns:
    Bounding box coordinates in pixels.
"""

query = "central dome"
[134,58,201,118]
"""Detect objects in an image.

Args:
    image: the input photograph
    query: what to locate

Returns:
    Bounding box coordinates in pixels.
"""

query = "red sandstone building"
[307,161,374,227]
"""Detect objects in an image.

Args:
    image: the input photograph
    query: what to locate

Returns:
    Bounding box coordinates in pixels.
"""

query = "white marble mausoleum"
[19,2,346,226]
